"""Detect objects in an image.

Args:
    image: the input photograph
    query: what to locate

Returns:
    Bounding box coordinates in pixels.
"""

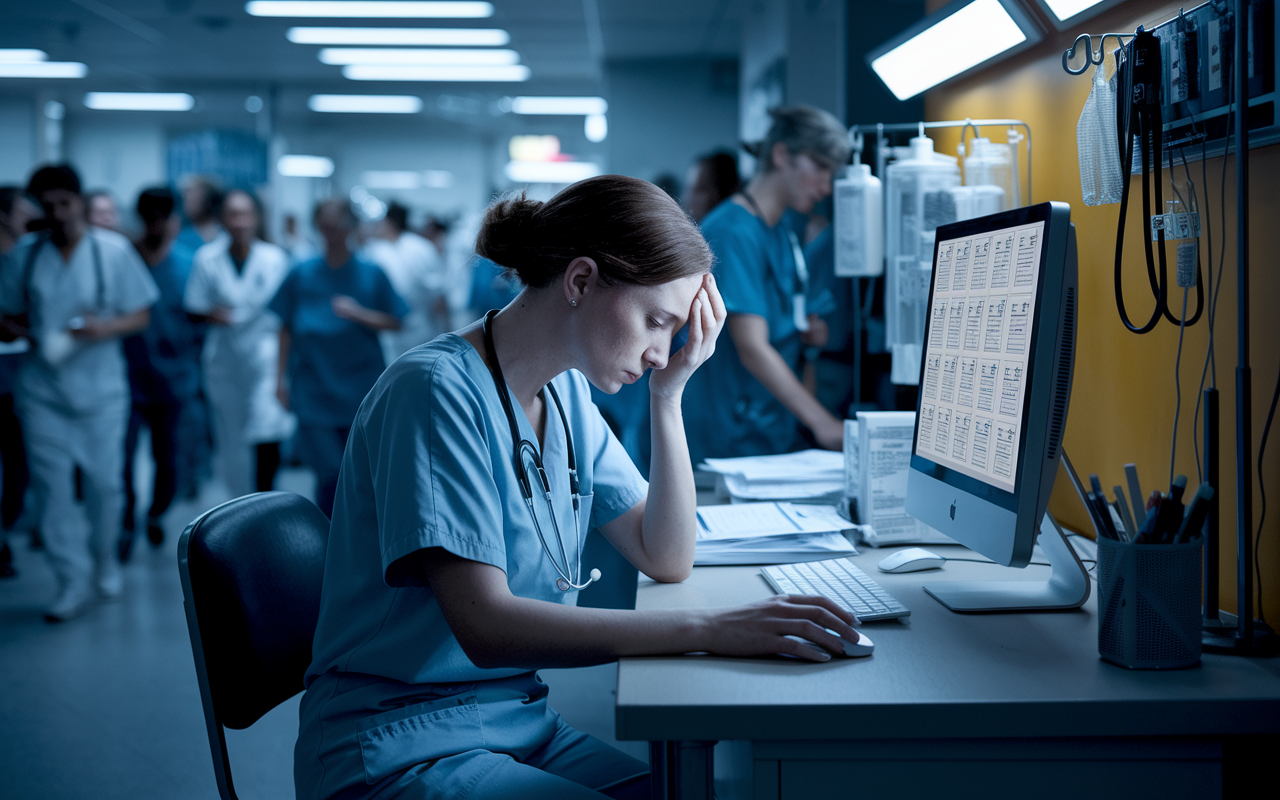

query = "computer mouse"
[790,629,875,658]
[877,547,946,573]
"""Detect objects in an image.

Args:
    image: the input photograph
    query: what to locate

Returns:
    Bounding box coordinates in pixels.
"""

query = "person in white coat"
[364,202,446,363]
[0,165,158,622]
[183,190,295,500]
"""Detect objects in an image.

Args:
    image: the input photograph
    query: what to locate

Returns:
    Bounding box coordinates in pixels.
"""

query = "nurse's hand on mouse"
[648,273,726,400]
[700,594,859,662]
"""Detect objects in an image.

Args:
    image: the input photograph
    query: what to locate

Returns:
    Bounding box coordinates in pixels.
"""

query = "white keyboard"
[762,558,911,621]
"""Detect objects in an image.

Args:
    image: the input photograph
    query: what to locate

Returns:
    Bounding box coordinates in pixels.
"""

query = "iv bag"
[1077,60,1124,206]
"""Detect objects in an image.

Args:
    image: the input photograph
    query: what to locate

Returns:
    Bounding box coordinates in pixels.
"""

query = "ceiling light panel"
[319,48,519,65]
[0,50,47,63]
[246,1,493,18]
[85,92,195,111]
[0,62,87,78]
[509,96,607,115]
[287,27,510,45]
[868,0,1035,101]
[278,155,335,177]
[308,94,423,112]
[504,161,601,184]
[343,64,530,81]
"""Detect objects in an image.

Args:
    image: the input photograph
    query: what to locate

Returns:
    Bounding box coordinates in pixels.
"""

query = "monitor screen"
[914,219,1045,495]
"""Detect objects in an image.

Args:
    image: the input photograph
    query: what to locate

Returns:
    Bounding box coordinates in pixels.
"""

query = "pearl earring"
[570,299,578,307]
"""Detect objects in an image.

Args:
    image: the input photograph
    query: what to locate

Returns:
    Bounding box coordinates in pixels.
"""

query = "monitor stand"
[923,513,1091,613]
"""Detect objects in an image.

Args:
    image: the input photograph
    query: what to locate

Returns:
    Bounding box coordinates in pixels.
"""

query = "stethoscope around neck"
[481,310,601,592]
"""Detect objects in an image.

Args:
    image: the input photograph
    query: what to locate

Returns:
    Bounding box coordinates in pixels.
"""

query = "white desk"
[616,545,1280,800]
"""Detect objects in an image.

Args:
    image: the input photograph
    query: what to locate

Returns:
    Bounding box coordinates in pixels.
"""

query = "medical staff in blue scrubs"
[682,106,850,465]
[270,199,407,518]
[120,187,204,559]
[294,176,859,800]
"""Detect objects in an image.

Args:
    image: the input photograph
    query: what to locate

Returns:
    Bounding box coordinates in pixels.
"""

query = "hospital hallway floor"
[0,450,647,800]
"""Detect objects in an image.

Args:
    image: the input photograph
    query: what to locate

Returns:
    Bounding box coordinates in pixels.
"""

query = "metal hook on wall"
[1062,31,1134,75]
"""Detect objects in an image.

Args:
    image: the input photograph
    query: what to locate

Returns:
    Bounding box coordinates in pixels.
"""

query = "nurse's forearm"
[636,395,696,582]
[734,330,839,437]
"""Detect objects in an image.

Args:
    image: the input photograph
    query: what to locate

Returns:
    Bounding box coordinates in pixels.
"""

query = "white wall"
[786,0,846,122]
[0,96,37,186]
[606,57,740,187]
[64,117,167,218]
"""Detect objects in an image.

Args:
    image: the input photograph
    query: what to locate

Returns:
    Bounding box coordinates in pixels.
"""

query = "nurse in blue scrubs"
[682,106,849,465]
[294,175,859,800]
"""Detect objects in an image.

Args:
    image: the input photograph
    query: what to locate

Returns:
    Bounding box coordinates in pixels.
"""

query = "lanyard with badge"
[481,309,601,592]
[738,190,810,332]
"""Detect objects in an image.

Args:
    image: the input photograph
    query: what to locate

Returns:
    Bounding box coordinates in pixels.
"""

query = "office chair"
[177,491,329,800]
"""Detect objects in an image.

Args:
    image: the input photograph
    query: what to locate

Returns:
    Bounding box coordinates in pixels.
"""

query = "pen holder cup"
[1097,537,1202,669]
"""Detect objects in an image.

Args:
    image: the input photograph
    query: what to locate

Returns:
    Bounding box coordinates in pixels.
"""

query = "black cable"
[1256,355,1279,625]
[1171,286,1189,487]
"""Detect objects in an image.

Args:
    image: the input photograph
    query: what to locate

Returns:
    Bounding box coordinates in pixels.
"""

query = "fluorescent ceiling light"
[422,169,453,188]
[0,62,87,78]
[505,161,600,184]
[869,0,1035,101]
[0,49,47,63]
[343,64,529,81]
[308,94,423,112]
[510,96,607,115]
[278,155,335,177]
[584,113,607,143]
[1041,0,1108,21]
[246,1,492,18]
[84,92,194,111]
[287,27,509,45]
[319,48,518,65]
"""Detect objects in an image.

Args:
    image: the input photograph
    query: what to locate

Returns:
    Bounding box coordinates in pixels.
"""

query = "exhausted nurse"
[295,176,858,800]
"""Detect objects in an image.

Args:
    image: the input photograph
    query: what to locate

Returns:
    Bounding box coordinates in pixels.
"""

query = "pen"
[1113,485,1138,543]
[1125,464,1146,531]
[1137,499,1161,544]
[1175,483,1215,543]
[1090,491,1119,540]
[1107,500,1129,542]
[1159,477,1188,544]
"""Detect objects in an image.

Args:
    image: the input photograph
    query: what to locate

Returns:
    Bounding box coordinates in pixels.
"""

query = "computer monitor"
[905,201,1090,612]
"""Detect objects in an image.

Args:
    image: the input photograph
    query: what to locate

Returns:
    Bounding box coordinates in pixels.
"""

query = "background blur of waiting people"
[364,202,442,363]
[183,189,295,500]
[0,187,40,578]
[0,164,159,622]
[271,199,407,517]
[85,190,120,232]
[119,187,204,561]
[683,150,740,224]
[177,175,224,253]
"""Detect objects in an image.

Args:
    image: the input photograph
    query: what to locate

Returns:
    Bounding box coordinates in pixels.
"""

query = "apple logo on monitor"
[950,501,957,520]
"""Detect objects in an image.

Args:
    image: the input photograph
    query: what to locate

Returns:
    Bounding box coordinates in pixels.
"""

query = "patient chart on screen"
[916,221,1044,493]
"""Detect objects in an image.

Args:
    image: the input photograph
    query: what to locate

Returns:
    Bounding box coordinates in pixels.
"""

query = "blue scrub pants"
[296,670,649,800]
[295,425,351,518]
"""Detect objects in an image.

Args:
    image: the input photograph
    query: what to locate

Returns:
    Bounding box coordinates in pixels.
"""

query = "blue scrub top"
[123,243,204,403]
[681,201,806,465]
[305,335,648,688]
[268,255,408,427]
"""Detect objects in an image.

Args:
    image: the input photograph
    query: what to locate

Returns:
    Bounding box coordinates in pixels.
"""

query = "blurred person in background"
[0,165,158,621]
[177,175,224,253]
[271,199,406,517]
[0,187,40,578]
[85,190,120,231]
[651,172,681,201]
[365,202,442,362]
[118,187,203,560]
[681,107,848,466]
[183,189,294,500]
[682,150,740,224]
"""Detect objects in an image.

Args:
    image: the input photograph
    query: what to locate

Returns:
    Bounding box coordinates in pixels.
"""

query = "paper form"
[923,353,941,399]
[969,236,991,290]
[989,232,1013,288]
[940,354,958,403]
[983,295,1006,352]
[957,357,976,407]
[964,297,984,350]
[977,358,999,412]
[696,501,850,541]
[856,411,948,544]
[843,420,860,498]
[914,219,1044,493]
[936,241,953,292]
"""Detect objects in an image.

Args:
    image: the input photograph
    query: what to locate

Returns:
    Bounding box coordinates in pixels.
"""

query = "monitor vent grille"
[1047,287,1075,460]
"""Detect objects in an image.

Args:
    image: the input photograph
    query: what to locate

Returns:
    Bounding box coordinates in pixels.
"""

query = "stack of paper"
[701,450,845,504]
[844,413,956,547]
[694,502,859,565]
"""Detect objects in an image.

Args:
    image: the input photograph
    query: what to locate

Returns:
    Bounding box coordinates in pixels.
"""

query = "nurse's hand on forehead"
[648,273,725,400]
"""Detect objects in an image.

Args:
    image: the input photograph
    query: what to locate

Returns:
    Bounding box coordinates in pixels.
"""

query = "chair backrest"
[178,491,329,800]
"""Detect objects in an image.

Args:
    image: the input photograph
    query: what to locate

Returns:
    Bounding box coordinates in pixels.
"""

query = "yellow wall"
[919,0,1280,622]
